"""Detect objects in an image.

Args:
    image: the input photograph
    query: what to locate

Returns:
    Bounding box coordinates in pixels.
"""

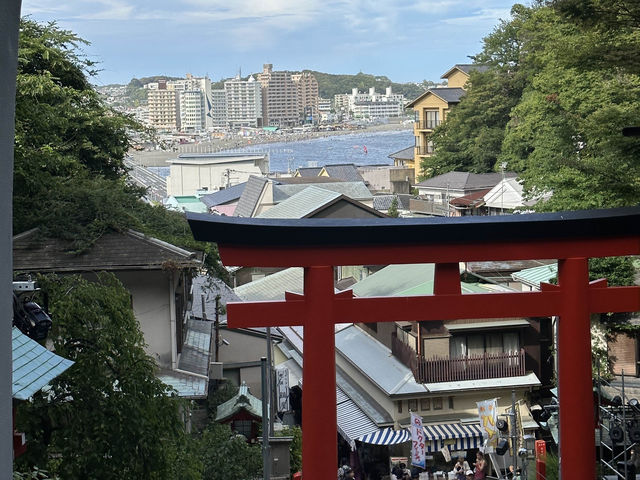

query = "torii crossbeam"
[188,207,640,480]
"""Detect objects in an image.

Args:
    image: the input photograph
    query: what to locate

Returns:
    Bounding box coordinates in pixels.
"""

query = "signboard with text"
[411,412,426,469]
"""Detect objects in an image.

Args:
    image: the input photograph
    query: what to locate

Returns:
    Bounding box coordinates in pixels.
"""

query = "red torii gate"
[188,207,640,480]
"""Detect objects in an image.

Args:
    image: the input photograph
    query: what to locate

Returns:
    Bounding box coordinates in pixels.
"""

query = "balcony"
[392,333,526,383]
[414,120,441,130]
[415,146,434,156]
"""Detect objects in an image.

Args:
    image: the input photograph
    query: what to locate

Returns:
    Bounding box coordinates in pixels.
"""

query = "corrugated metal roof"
[235,267,303,301]
[258,187,341,219]
[337,384,379,447]
[178,319,212,377]
[215,383,263,421]
[158,369,207,398]
[335,325,427,396]
[511,263,558,289]
[12,327,74,400]
[352,264,436,297]
[274,181,372,203]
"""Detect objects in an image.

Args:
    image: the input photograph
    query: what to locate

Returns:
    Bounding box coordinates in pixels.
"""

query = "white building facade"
[224,76,263,128]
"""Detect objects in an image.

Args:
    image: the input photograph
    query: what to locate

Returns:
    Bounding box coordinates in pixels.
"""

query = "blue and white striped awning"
[357,428,411,445]
[423,423,484,452]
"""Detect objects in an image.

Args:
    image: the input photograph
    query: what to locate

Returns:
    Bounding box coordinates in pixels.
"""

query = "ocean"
[148,128,413,177]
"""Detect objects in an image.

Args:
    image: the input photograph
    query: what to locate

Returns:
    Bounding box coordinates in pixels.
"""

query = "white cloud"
[441,7,512,26]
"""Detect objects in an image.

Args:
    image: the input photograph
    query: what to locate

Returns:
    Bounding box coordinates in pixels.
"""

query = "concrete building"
[170,73,213,129]
[178,90,205,132]
[224,76,263,128]
[147,80,179,131]
[292,72,319,123]
[317,98,332,122]
[334,86,405,120]
[258,64,299,127]
[166,153,269,196]
[211,89,227,127]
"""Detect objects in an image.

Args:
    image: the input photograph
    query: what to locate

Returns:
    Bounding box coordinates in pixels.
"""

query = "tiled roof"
[13,229,200,273]
[234,175,269,217]
[200,182,246,207]
[450,188,491,207]
[215,383,263,421]
[235,267,304,302]
[373,194,412,211]
[427,87,466,104]
[321,164,365,183]
[274,181,372,203]
[441,64,490,77]
[388,146,415,161]
[295,167,323,177]
[416,171,516,191]
[258,187,341,219]
[12,327,74,400]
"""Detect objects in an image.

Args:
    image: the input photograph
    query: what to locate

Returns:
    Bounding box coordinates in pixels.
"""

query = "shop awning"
[423,422,485,451]
[337,386,379,448]
[357,428,411,445]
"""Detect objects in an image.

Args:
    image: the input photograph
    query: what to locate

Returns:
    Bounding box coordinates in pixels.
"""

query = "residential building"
[13,229,207,398]
[406,64,488,179]
[211,89,227,127]
[166,153,269,196]
[335,86,405,120]
[147,80,179,131]
[358,164,415,194]
[258,64,299,127]
[224,76,262,128]
[317,97,332,122]
[178,90,205,132]
[170,73,213,130]
[291,72,319,122]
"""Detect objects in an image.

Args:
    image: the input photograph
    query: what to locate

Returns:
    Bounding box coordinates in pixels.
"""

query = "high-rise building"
[211,89,227,128]
[147,80,179,131]
[169,74,213,130]
[292,72,319,123]
[179,90,205,131]
[258,64,299,127]
[224,76,262,128]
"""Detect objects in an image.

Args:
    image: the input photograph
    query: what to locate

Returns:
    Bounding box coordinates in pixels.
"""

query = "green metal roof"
[352,264,436,297]
[258,186,341,219]
[12,327,74,400]
[511,263,558,289]
[215,383,263,422]
[235,267,303,301]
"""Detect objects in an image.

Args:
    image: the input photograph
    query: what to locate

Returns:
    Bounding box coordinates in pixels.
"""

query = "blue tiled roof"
[200,182,247,207]
[12,327,74,400]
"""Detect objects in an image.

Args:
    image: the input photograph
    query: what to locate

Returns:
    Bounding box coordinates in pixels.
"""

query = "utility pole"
[214,295,220,363]
[500,162,507,215]
[261,357,271,480]
[511,389,518,475]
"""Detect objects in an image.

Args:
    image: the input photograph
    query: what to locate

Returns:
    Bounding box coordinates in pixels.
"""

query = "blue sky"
[21,0,519,86]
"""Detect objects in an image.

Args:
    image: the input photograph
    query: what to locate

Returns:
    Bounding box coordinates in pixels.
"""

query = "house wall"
[445,71,469,89]
[110,270,175,368]
[411,94,449,179]
[609,332,637,376]
[167,159,267,196]
[219,328,271,397]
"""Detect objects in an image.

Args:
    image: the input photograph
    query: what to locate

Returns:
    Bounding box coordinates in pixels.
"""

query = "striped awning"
[337,386,379,448]
[357,428,411,445]
[423,423,484,452]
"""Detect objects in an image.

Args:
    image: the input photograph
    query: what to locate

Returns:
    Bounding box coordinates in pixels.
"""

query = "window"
[421,398,431,411]
[450,332,520,358]
[448,396,454,409]
[425,110,440,129]
[397,401,403,414]
[232,420,253,438]
[408,399,418,411]
[433,397,443,410]
[426,140,434,154]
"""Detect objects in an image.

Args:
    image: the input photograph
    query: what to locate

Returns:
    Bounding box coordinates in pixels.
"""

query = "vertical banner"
[477,398,498,452]
[410,412,426,469]
[276,367,290,412]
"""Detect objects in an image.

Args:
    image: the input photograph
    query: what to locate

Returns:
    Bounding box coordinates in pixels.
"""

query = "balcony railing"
[415,349,526,383]
[415,146,434,156]
[392,333,526,383]
[415,120,441,130]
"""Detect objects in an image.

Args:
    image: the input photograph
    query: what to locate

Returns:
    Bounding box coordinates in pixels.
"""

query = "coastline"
[130,122,412,167]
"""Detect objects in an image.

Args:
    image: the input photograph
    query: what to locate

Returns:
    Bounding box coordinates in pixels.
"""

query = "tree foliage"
[15,273,190,479]
[196,423,262,480]
[14,18,225,278]
[387,196,399,217]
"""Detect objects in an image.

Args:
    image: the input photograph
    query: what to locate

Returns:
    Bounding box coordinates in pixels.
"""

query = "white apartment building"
[179,90,205,131]
[224,76,263,128]
[211,89,227,128]
[334,86,406,120]
[317,98,332,122]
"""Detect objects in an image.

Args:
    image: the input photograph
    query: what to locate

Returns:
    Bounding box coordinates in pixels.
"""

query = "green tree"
[196,423,262,480]
[15,273,192,479]
[387,196,399,217]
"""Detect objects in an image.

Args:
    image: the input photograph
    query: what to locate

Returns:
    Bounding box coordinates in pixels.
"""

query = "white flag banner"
[477,398,499,453]
[440,445,451,462]
[410,412,426,469]
[276,368,290,412]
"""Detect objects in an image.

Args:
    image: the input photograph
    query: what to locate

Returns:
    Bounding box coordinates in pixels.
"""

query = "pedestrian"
[454,456,470,480]
[473,451,488,480]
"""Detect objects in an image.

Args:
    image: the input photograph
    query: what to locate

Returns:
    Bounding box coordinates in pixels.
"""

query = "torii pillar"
[188,207,640,480]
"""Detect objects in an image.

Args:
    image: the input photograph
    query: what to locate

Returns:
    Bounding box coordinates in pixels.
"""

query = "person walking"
[473,452,488,480]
